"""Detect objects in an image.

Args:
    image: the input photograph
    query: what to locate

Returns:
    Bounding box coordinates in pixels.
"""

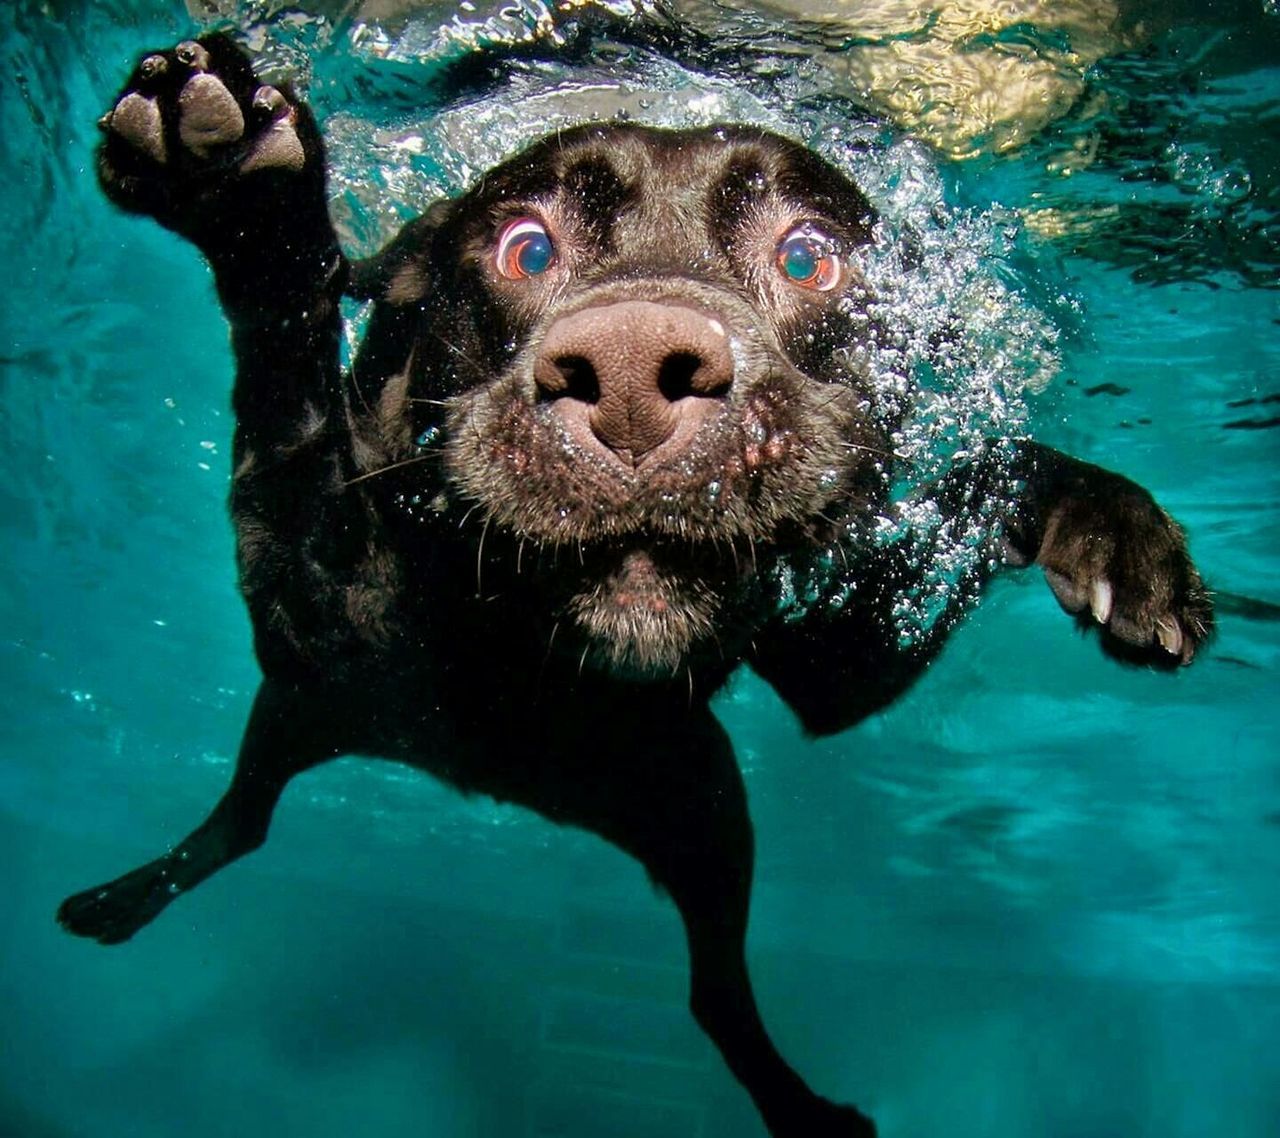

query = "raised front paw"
[97,34,317,234]
[1034,484,1213,666]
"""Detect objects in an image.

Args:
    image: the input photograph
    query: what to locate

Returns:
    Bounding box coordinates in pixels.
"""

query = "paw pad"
[104,91,166,163]
[178,73,245,157]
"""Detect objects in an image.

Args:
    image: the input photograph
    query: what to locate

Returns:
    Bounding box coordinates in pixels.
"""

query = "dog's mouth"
[414,315,888,677]
[442,359,877,537]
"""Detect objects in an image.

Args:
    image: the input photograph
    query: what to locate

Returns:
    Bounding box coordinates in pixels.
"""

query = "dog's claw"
[1036,485,1210,666]
[57,857,184,945]
[139,53,168,81]
[174,40,210,71]
[252,84,288,118]
[1089,577,1113,624]
[1156,616,1184,658]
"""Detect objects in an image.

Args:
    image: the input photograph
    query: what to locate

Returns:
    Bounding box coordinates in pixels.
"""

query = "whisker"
[427,328,488,374]
[537,617,561,683]
[832,536,850,571]
[839,440,904,460]
[476,514,492,596]
[342,452,439,487]
[709,625,725,661]
[345,302,375,417]
[814,389,844,412]
[348,356,374,418]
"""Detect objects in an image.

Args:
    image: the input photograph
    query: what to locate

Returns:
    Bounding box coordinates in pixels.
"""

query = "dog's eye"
[495,218,556,280]
[775,226,841,291]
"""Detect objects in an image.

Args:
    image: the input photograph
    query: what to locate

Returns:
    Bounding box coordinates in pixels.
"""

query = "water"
[2,1,1278,1135]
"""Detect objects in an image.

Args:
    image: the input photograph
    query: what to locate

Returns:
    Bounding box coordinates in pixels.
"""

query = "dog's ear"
[345,198,455,304]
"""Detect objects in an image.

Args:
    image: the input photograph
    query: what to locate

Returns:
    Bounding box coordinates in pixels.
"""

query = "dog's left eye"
[495,218,556,280]
[775,226,841,292]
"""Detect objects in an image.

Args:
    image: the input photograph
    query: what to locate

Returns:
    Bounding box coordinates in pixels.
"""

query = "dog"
[57,34,1213,1138]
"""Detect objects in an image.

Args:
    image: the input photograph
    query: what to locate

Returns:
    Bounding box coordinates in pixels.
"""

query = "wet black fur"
[59,35,1213,1138]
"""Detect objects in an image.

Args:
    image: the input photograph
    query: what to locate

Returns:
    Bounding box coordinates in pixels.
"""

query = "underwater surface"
[2,1,1278,1135]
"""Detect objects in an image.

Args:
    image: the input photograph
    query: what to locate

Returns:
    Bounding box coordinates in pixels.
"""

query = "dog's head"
[371,123,895,678]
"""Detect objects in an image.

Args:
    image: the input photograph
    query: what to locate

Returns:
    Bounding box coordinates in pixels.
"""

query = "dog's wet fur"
[59,35,1214,1137]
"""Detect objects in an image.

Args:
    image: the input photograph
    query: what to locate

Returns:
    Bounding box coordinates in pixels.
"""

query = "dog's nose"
[533,301,733,464]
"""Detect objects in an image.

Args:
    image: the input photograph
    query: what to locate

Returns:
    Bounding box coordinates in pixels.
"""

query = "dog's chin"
[566,549,721,681]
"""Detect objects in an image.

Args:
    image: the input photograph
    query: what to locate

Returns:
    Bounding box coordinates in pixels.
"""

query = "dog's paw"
[1033,484,1213,666]
[771,1096,877,1138]
[97,34,315,230]
[57,857,183,945]
[811,1099,877,1138]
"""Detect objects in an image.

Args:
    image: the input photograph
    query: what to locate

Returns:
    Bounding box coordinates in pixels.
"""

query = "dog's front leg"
[57,678,342,943]
[95,35,371,669]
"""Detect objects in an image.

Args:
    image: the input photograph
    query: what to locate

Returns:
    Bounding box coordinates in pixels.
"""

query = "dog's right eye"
[495,218,556,280]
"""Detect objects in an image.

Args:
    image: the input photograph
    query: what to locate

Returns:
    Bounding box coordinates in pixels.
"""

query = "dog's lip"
[600,549,672,611]
[546,394,724,475]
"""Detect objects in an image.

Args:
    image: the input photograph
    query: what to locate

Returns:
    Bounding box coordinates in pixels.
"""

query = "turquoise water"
[2,2,1278,1135]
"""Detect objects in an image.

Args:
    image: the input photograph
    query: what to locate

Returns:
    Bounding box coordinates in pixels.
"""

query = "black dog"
[58,35,1212,1138]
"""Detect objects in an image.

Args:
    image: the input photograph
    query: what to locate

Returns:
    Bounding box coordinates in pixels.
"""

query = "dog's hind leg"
[56,679,339,945]
[561,704,877,1138]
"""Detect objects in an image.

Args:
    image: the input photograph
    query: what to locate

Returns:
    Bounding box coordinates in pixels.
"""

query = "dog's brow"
[773,147,877,239]
[559,155,635,248]
[707,155,770,239]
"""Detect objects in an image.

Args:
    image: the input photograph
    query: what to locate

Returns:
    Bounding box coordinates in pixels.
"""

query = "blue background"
[2,2,1277,1135]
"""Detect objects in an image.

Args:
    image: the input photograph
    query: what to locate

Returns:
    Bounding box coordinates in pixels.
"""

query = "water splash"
[784,136,1058,642]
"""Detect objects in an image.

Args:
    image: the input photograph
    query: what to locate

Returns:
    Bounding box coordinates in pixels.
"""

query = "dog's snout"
[534,301,733,464]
